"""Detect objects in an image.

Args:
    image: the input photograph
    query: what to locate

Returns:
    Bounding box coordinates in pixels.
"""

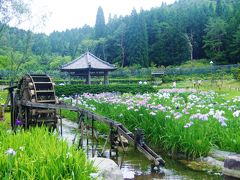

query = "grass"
[0,91,96,179]
[67,89,240,158]
[160,80,240,97]
[0,127,95,179]
[0,90,8,104]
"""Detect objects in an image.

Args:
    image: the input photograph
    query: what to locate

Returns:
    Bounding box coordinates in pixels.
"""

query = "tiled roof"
[61,52,116,71]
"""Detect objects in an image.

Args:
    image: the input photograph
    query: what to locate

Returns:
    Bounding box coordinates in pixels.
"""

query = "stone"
[117,135,128,146]
[223,155,240,179]
[91,157,123,180]
[198,156,224,168]
[209,149,237,161]
[180,158,222,173]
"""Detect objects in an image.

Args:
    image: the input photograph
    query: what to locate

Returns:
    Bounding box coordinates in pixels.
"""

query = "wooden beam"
[104,71,109,85]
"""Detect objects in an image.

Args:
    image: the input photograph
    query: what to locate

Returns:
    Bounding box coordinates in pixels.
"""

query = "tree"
[229,26,240,63]
[151,22,190,66]
[203,18,227,62]
[124,9,149,67]
[32,34,50,56]
[95,6,106,39]
[0,0,31,34]
[216,0,223,16]
[94,38,107,60]
[8,30,33,82]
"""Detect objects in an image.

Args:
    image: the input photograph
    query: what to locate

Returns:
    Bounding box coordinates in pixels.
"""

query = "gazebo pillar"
[86,69,91,85]
[104,71,109,85]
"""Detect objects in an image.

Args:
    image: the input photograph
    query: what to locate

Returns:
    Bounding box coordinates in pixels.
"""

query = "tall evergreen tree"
[151,23,190,66]
[229,26,240,63]
[203,17,227,62]
[124,9,149,67]
[95,6,106,39]
[216,0,223,16]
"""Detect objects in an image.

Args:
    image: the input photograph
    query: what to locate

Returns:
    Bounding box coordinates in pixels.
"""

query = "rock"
[209,149,237,161]
[223,155,240,179]
[197,156,224,169]
[91,157,123,180]
[117,135,128,146]
[180,158,222,173]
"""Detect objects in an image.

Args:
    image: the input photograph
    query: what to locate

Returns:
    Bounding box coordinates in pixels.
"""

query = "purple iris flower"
[15,119,22,126]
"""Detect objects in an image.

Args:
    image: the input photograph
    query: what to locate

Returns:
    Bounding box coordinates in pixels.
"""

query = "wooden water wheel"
[13,74,58,129]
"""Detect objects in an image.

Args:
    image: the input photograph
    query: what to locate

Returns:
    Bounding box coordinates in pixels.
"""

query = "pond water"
[61,119,222,180]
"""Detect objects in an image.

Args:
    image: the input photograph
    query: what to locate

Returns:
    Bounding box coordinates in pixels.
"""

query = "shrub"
[232,68,240,80]
[55,84,157,96]
[54,78,152,85]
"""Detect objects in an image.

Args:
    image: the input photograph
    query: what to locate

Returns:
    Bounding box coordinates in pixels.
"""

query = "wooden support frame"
[19,100,165,167]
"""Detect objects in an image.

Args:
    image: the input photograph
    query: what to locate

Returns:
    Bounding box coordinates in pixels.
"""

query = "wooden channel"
[21,100,165,166]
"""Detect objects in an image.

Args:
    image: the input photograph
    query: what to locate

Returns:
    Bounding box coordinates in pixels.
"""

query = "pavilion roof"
[61,52,116,71]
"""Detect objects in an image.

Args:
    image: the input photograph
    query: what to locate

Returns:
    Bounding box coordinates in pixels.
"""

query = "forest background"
[0,0,240,79]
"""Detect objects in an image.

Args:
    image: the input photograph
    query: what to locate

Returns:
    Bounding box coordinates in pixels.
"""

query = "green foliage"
[216,0,223,16]
[0,90,8,104]
[95,6,106,39]
[124,9,149,67]
[0,55,10,70]
[229,26,240,62]
[150,22,191,66]
[179,59,211,68]
[55,84,157,96]
[0,127,95,179]
[232,68,240,80]
[76,91,240,157]
[203,17,227,62]
[1,0,240,74]
[61,110,78,121]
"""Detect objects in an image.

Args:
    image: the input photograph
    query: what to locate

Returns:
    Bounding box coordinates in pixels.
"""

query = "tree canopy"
[0,0,240,75]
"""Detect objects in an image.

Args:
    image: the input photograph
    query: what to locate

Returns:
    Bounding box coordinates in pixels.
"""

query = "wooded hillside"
[0,0,240,74]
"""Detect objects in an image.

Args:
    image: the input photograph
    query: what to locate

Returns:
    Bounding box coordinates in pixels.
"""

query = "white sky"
[19,0,176,35]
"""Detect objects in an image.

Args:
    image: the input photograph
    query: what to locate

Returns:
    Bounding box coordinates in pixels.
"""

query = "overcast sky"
[20,0,176,35]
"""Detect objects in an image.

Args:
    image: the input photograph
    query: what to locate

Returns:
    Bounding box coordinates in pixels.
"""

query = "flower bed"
[61,89,240,158]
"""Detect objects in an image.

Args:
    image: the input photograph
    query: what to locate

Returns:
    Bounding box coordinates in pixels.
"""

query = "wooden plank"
[37,100,56,103]
[34,82,53,84]
[21,101,80,111]
[36,90,55,93]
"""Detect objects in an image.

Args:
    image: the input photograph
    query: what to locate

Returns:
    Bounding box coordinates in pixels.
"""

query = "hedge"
[55,84,157,96]
[54,78,151,85]
[233,68,240,80]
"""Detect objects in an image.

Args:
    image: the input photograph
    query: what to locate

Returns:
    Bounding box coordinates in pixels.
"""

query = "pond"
[61,119,222,180]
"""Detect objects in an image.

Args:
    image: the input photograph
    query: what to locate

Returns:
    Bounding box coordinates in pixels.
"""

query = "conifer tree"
[216,0,223,16]
[124,9,149,67]
[95,6,106,39]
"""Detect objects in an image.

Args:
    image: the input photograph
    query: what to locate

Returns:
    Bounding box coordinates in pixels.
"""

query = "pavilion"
[60,52,117,84]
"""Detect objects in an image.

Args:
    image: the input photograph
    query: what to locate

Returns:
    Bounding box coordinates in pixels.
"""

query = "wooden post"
[0,105,3,121]
[78,111,85,149]
[86,69,91,85]
[59,109,63,136]
[104,71,109,85]
[9,88,14,129]
[91,115,94,157]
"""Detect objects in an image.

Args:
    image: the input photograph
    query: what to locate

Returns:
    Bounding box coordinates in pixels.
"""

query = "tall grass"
[0,90,8,104]
[0,126,95,179]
